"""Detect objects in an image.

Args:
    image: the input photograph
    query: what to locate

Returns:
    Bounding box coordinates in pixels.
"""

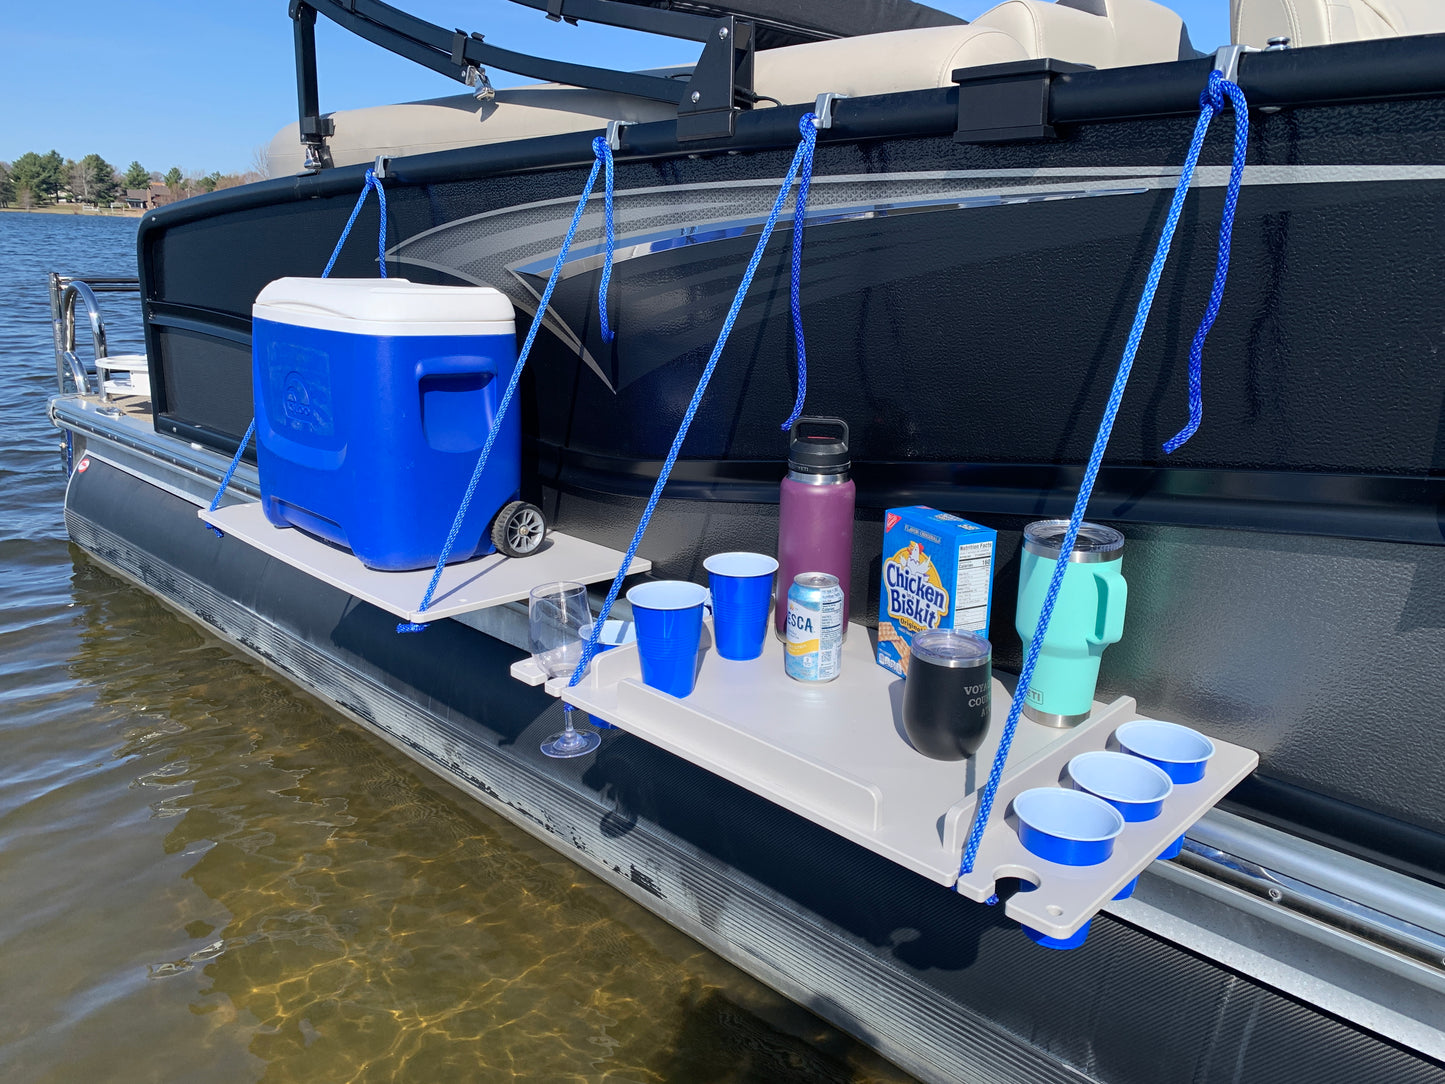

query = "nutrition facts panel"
[954,541,993,633]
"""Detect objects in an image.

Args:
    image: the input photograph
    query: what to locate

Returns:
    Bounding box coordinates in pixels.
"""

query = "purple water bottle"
[775,417,856,639]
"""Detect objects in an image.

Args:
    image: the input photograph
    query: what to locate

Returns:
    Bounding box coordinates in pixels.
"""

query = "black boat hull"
[62,454,1445,1084]
[134,44,1445,875]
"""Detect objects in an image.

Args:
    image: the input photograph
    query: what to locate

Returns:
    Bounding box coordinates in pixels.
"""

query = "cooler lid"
[253,278,515,336]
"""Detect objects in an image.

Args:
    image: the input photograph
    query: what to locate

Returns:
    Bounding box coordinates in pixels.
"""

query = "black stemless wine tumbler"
[902,629,992,760]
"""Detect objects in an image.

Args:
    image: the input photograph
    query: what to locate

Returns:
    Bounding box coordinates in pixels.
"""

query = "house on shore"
[119,183,177,210]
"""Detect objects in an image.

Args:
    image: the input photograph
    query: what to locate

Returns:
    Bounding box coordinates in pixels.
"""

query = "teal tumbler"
[1015,521,1127,727]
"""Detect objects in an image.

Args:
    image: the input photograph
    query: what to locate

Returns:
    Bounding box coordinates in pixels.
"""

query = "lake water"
[0,212,917,1084]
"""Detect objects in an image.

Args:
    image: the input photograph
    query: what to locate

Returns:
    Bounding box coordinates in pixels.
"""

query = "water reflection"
[0,214,915,1081]
[55,550,916,1083]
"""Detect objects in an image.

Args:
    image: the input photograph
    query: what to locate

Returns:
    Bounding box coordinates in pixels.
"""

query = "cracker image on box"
[877,507,997,678]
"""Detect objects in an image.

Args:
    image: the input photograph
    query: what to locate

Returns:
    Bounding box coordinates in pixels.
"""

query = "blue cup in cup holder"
[1023,920,1093,950]
[579,619,636,730]
[1013,787,1125,867]
[1158,834,1186,860]
[583,618,636,653]
[1006,875,1102,951]
[1114,720,1215,784]
[1067,750,1173,822]
[1012,788,1124,950]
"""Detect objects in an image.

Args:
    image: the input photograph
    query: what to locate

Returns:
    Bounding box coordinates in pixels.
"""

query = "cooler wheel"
[491,500,546,558]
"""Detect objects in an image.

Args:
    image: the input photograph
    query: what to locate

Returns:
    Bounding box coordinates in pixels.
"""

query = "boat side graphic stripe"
[388,163,1445,255]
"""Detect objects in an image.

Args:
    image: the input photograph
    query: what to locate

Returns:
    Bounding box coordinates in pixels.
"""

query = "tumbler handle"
[1089,567,1128,647]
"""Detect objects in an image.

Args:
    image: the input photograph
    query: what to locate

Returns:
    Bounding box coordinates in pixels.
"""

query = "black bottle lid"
[787,416,850,475]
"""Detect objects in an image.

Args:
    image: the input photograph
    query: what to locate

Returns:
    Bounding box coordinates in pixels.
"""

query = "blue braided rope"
[960,75,1248,892]
[561,114,819,707]
[321,168,389,279]
[1163,76,1249,454]
[398,139,611,633]
[780,119,818,431]
[598,139,617,343]
[205,167,387,537]
[204,419,258,536]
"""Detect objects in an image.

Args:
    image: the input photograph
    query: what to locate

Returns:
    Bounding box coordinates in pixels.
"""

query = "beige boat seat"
[749,23,1029,105]
[753,0,1195,103]
[267,86,681,174]
[268,0,1196,173]
[970,0,1199,69]
[1231,0,1445,48]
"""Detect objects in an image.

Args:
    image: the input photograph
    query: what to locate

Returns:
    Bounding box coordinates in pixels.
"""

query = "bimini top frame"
[291,0,774,165]
[289,0,967,163]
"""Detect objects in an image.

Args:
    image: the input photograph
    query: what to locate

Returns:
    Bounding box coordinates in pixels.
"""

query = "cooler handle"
[414,353,502,378]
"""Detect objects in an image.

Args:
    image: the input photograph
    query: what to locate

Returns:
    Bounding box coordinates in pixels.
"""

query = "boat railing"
[48,272,141,400]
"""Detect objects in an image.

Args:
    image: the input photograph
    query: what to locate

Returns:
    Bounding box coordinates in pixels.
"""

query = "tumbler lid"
[1023,520,1125,563]
[910,628,991,668]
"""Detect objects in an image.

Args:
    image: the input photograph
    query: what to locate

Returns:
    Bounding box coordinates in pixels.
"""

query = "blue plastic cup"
[1112,876,1140,900]
[1024,920,1093,950]
[579,619,636,729]
[1158,835,1186,861]
[1067,750,1173,822]
[1013,787,1125,867]
[1114,720,1216,784]
[1010,879,1096,949]
[625,581,709,698]
[583,618,637,653]
[703,552,778,661]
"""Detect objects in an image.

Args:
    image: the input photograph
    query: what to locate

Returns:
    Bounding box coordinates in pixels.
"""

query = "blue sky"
[2,1,1229,176]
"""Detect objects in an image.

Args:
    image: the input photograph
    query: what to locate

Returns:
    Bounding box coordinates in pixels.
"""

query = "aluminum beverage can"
[785,572,844,682]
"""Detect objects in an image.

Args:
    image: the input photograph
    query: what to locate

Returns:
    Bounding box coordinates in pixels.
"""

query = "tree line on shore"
[0,150,268,209]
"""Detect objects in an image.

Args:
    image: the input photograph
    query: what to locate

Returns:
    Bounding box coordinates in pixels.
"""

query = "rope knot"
[1165,72,1249,455]
[1200,69,1226,112]
[595,136,617,343]
[779,113,819,431]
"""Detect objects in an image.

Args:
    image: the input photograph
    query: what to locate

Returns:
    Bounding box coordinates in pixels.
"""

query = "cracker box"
[877,506,997,677]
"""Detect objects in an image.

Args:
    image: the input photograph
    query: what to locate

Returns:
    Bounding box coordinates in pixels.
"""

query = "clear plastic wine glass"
[529,580,602,758]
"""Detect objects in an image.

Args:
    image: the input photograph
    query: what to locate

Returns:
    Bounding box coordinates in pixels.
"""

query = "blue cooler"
[252,278,518,571]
